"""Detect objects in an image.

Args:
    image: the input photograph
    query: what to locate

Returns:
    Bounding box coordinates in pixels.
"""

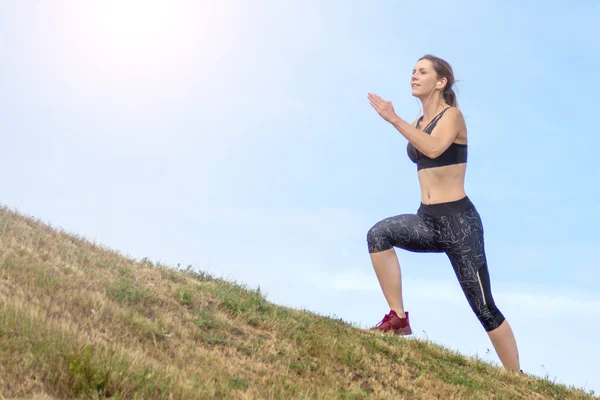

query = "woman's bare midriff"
[418,163,467,204]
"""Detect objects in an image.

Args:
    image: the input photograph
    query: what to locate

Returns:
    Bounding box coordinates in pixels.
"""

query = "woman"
[366,54,521,373]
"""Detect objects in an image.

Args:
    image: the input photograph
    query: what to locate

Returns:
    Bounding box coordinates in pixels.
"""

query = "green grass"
[0,204,597,400]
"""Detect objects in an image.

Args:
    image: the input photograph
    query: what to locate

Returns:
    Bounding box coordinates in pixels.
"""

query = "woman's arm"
[389,108,463,158]
[368,93,464,158]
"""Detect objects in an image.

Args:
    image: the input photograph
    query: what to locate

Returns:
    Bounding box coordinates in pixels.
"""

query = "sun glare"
[95,1,181,47]
[63,1,200,79]
[53,0,248,104]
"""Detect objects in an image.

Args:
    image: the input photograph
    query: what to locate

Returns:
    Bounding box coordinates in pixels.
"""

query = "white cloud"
[497,290,600,317]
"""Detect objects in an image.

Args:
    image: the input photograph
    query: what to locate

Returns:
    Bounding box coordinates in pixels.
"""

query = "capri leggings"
[366,196,505,332]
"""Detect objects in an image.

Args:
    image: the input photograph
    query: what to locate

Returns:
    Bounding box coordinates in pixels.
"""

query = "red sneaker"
[370,310,412,335]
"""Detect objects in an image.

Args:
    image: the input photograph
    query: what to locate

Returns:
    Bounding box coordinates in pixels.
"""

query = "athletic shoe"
[370,310,412,335]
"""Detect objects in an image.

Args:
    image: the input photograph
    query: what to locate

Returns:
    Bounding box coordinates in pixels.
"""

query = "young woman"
[366,54,521,372]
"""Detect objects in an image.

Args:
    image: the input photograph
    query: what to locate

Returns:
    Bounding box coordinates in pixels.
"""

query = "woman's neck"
[420,96,448,125]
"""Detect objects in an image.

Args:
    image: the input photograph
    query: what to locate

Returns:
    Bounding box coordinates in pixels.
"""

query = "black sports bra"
[406,107,467,171]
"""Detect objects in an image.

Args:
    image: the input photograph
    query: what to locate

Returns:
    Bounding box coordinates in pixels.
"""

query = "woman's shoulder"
[444,107,467,139]
[442,106,466,127]
[444,106,463,118]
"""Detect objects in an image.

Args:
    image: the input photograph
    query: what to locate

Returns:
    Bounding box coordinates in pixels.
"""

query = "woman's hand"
[368,93,399,123]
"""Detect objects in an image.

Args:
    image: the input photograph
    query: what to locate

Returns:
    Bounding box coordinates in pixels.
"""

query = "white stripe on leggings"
[477,270,487,306]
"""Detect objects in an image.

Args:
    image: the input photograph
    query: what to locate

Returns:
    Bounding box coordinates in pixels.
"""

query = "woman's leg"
[488,320,521,371]
[443,208,520,371]
[366,213,441,317]
[369,248,406,316]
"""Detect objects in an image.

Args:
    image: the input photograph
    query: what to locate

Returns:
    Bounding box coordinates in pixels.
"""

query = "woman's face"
[410,59,440,97]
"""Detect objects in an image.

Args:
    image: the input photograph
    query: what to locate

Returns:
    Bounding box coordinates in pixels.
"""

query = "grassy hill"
[0,205,596,400]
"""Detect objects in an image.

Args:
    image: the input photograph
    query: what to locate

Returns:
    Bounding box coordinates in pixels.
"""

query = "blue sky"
[1,0,599,394]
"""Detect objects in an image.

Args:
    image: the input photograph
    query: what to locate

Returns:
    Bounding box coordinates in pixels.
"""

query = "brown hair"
[418,54,458,107]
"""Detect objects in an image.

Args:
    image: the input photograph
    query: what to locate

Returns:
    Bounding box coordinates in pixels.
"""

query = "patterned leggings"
[366,196,505,332]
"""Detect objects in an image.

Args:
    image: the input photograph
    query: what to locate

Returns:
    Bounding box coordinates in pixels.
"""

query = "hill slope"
[0,205,596,399]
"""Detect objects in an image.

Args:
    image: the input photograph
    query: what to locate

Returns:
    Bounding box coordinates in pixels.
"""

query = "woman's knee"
[366,221,393,253]
[464,284,505,331]
[477,307,506,332]
[451,270,504,332]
